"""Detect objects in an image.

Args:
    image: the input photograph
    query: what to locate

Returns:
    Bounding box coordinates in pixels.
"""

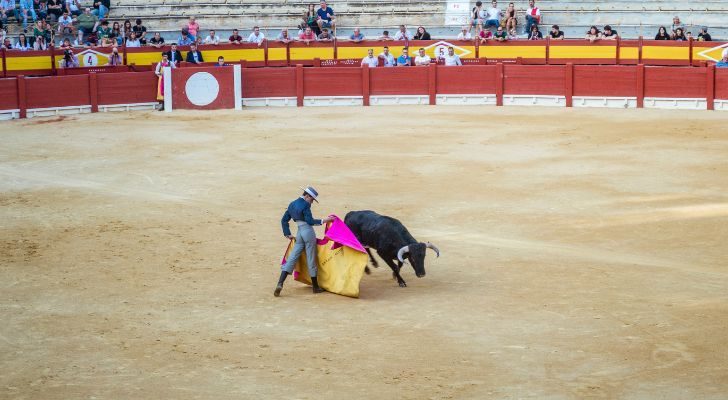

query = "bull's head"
[397,242,440,277]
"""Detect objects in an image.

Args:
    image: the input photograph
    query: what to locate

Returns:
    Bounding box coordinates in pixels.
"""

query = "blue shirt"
[397,55,411,66]
[717,61,728,68]
[178,35,194,46]
[281,197,322,236]
[317,6,334,21]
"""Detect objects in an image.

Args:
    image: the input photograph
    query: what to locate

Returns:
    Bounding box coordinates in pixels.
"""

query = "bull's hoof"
[365,266,371,275]
[398,281,407,287]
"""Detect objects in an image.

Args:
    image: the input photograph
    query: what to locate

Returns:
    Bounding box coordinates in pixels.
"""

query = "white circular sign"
[185,72,220,106]
[82,53,98,67]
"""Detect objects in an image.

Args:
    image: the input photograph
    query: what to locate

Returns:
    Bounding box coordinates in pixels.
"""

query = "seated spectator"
[2,37,12,49]
[302,4,320,36]
[19,0,37,30]
[698,27,711,42]
[349,27,364,42]
[502,2,516,32]
[60,49,79,68]
[122,19,132,42]
[394,25,411,41]
[276,28,292,44]
[76,8,98,45]
[317,28,332,42]
[215,56,227,67]
[247,26,265,45]
[550,24,564,40]
[414,48,430,66]
[65,0,81,17]
[686,31,693,41]
[14,33,31,50]
[186,43,203,64]
[478,29,493,43]
[32,20,49,43]
[178,28,194,46]
[443,46,462,66]
[47,0,64,22]
[379,46,395,67]
[493,26,507,42]
[203,29,219,45]
[525,0,541,35]
[229,28,243,44]
[187,16,199,39]
[107,46,122,66]
[457,26,471,40]
[361,48,378,67]
[670,16,683,39]
[396,47,411,66]
[132,19,147,45]
[77,31,98,47]
[164,43,182,66]
[97,20,114,47]
[149,32,164,48]
[58,37,72,49]
[507,28,518,40]
[484,0,501,30]
[379,30,393,41]
[528,24,543,40]
[126,31,141,47]
[585,26,601,42]
[716,56,728,68]
[1,1,20,27]
[33,0,47,22]
[673,27,687,41]
[602,25,618,40]
[92,0,109,19]
[110,21,122,45]
[298,26,316,43]
[654,26,670,40]
[316,0,335,31]
[413,26,430,40]
[470,1,485,34]
[57,10,74,35]
[33,34,47,50]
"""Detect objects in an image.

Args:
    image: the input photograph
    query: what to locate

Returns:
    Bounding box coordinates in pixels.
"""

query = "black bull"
[344,210,440,287]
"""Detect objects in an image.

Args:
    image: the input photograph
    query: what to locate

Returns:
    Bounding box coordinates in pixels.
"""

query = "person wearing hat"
[276,186,334,297]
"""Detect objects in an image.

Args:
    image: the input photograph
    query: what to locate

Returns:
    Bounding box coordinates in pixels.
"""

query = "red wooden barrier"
[25,75,89,109]
[715,69,728,100]
[435,65,497,94]
[370,67,429,95]
[0,78,19,110]
[644,66,705,98]
[573,65,638,97]
[241,67,296,99]
[97,71,158,105]
[303,67,362,96]
[504,65,566,95]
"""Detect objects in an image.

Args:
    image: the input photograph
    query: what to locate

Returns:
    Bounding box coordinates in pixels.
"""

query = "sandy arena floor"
[1,106,727,399]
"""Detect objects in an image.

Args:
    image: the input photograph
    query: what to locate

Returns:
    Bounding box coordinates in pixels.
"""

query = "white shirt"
[393,30,411,41]
[59,15,73,26]
[65,0,78,12]
[247,32,265,44]
[526,6,540,17]
[486,7,501,21]
[203,35,220,45]
[125,39,141,48]
[443,54,462,66]
[361,55,378,68]
[415,55,431,66]
[457,31,471,40]
[379,52,395,67]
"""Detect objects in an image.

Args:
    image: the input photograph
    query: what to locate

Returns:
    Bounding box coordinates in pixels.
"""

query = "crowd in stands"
[0,0,726,68]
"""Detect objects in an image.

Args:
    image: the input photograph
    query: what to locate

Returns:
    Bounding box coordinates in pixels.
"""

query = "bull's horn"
[426,242,440,258]
[397,246,410,262]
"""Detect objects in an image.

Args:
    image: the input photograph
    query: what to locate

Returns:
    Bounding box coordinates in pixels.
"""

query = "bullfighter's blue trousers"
[281,222,318,278]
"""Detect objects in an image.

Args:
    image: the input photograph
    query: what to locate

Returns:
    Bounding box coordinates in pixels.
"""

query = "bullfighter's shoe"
[311,277,325,294]
[274,271,289,297]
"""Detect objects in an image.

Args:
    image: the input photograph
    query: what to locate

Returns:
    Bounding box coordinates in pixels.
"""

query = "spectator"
[92,0,109,19]
[186,16,199,39]
[316,0,335,32]
[178,28,194,46]
[19,0,36,30]
[361,48,378,67]
[32,0,47,22]
[673,27,687,41]
[317,28,332,42]
[229,28,243,44]
[58,37,71,49]
[723,48,728,60]
[186,42,203,64]
[394,25,411,41]
[349,27,364,42]
[528,24,543,40]
[413,26,431,40]
[164,43,182,66]
[298,26,316,43]
[125,31,140,47]
[47,0,64,22]
[247,26,265,45]
[122,19,132,41]
[203,29,220,45]
[60,49,79,67]
[379,46,395,67]
[215,56,227,67]
[470,1,485,34]
[585,25,601,42]
[493,25,507,42]
[97,19,113,46]
[484,0,501,30]
[396,47,411,66]
[698,27,711,42]
[654,26,670,40]
[379,30,393,40]
[2,37,12,49]
[32,19,49,43]
[302,3,320,36]
[414,48,430,66]
[132,19,147,45]
[276,28,292,44]
[76,8,98,45]
[502,2,516,32]
[149,32,164,48]
[525,0,541,35]
[33,34,47,50]
[110,21,122,45]
[106,46,122,65]
[457,26,471,40]
[1,1,20,27]
[155,52,174,110]
[443,46,462,66]
[716,55,728,68]
[670,16,683,39]
[65,0,80,17]
[57,10,73,35]
[478,29,493,43]
[686,31,693,41]
[550,24,564,40]
[507,27,518,40]
[602,25,618,40]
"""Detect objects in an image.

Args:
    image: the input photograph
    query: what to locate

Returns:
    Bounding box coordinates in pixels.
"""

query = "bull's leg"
[383,258,407,287]
[365,248,379,267]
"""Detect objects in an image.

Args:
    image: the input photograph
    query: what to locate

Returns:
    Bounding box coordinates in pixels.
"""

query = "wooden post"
[361,64,370,106]
[89,72,98,113]
[2,48,7,78]
[475,36,479,59]
[636,64,645,108]
[333,37,338,59]
[264,39,269,67]
[496,62,504,106]
[637,36,643,64]
[17,75,27,119]
[295,64,304,107]
[313,58,321,67]
[615,36,621,65]
[286,42,291,67]
[50,45,57,75]
[688,37,694,66]
[545,36,550,65]
[123,43,128,65]
[706,64,715,111]
[565,63,573,107]
[428,62,437,105]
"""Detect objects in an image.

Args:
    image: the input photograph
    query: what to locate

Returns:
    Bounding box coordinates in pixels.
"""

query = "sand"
[1,106,727,399]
